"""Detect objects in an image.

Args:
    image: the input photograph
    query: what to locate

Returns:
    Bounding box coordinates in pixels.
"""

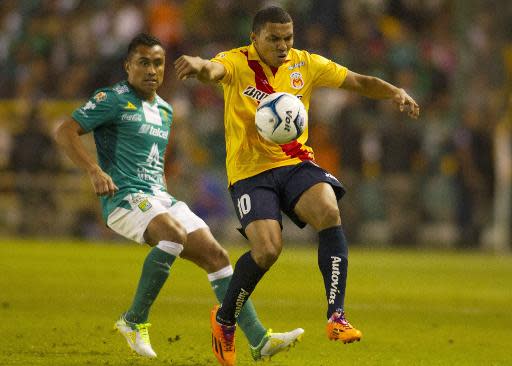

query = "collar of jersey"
[124,80,159,105]
[248,43,292,63]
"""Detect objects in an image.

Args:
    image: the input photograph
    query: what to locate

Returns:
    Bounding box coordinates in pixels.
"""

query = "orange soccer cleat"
[326,311,363,344]
[210,305,237,366]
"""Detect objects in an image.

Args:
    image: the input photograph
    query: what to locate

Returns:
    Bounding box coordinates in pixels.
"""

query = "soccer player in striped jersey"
[54,33,303,361]
[175,6,419,366]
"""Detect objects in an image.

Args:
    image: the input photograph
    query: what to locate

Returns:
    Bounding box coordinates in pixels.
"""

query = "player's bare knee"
[145,215,187,246]
[252,242,281,270]
[206,245,230,272]
[159,218,187,244]
[187,238,230,272]
[315,205,341,230]
[217,246,229,263]
[170,223,187,245]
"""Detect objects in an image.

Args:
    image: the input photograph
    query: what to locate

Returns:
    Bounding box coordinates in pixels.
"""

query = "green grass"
[0,239,511,366]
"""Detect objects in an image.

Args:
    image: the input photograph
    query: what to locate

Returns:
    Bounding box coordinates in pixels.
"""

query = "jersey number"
[147,143,160,167]
[237,194,251,218]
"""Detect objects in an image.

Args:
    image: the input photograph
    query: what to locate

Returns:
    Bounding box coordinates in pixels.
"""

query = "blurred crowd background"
[1,0,511,251]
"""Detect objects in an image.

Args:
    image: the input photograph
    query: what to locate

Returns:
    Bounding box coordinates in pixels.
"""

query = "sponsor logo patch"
[138,124,169,139]
[113,84,130,94]
[288,61,305,70]
[82,101,96,111]
[138,124,151,134]
[234,288,250,318]
[329,256,341,304]
[324,172,339,182]
[121,113,142,122]
[242,86,269,102]
[124,101,137,110]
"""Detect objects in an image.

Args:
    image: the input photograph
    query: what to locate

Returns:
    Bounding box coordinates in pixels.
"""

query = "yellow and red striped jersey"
[212,43,348,185]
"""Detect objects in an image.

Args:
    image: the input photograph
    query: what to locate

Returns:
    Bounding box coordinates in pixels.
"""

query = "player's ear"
[250,32,256,44]
[124,59,130,73]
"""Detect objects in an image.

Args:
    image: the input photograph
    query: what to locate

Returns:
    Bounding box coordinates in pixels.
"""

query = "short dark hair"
[126,33,163,59]
[252,6,292,33]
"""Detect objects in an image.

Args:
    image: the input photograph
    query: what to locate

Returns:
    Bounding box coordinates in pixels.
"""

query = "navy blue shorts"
[229,161,345,234]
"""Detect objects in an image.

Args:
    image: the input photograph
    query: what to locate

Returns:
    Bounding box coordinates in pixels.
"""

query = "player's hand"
[393,89,420,119]
[174,55,206,80]
[87,166,119,197]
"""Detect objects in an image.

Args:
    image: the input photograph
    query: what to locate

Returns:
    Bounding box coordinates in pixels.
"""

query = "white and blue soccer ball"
[255,92,307,144]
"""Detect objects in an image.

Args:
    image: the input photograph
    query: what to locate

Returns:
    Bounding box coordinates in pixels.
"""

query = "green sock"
[210,271,267,347]
[124,245,178,324]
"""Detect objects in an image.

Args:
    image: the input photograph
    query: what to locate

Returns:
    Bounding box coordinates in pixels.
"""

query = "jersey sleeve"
[211,51,236,85]
[309,53,348,88]
[71,88,119,132]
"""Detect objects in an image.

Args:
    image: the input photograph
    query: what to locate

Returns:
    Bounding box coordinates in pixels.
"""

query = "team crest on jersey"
[137,199,152,212]
[94,92,107,102]
[290,72,304,89]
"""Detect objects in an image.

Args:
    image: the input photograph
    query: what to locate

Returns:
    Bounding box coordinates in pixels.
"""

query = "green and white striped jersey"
[72,81,174,221]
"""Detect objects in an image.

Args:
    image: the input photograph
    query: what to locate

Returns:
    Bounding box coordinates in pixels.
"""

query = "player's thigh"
[148,200,211,247]
[146,199,213,246]
[167,201,209,235]
[230,176,283,268]
[144,212,187,246]
[276,162,344,231]
[294,182,341,230]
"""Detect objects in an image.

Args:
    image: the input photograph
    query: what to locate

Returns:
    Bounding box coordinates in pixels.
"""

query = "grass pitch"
[0,239,511,366]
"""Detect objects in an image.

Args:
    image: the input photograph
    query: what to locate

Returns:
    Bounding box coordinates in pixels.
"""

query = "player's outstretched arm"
[341,70,420,119]
[54,119,119,196]
[174,55,226,83]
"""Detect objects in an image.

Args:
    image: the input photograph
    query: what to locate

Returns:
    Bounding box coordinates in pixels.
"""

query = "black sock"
[216,251,267,326]
[318,225,348,319]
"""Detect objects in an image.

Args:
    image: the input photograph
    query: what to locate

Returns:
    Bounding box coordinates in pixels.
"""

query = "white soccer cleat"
[114,317,157,358]
[250,327,304,361]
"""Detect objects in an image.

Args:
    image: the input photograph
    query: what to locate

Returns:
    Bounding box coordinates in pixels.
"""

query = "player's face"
[125,44,165,101]
[251,22,293,68]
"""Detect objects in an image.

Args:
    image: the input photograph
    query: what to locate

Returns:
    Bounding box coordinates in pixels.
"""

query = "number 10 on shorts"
[237,194,251,218]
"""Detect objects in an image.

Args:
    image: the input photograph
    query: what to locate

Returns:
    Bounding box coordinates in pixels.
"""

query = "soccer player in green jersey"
[54,33,303,361]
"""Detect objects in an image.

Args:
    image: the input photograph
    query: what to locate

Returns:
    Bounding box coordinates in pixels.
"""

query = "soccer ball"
[255,92,307,144]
